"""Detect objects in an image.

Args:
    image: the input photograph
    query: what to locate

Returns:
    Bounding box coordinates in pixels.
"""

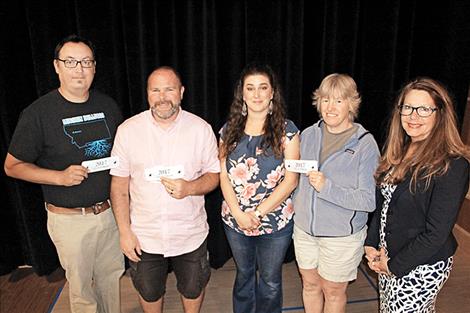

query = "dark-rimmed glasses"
[398,104,438,117]
[56,58,95,68]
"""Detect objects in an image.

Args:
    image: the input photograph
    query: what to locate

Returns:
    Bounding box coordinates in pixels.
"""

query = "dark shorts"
[129,239,210,302]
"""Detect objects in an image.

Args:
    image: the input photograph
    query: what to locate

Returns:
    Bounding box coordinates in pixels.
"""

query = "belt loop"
[92,203,99,215]
[81,207,86,215]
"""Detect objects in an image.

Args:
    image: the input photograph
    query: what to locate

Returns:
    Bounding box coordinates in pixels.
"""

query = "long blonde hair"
[376,77,470,190]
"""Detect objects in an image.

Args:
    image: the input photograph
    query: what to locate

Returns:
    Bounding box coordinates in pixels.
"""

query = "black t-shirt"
[8,89,123,207]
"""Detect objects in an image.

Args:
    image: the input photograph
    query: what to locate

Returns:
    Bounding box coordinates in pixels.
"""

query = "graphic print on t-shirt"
[62,112,112,157]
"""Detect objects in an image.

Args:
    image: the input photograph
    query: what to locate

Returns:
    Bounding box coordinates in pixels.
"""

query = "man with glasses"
[4,34,124,313]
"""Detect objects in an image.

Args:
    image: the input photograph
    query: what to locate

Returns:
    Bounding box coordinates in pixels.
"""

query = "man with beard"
[110,66,220,313]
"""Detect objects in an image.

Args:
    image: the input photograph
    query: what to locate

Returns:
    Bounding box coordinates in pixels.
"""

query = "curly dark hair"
[220,63,286,159]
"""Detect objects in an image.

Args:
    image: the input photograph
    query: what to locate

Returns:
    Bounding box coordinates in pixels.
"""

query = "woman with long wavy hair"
[365,77,470,312]
[219,63,300,313]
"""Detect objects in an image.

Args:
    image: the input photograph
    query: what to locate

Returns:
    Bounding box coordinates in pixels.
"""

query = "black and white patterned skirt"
[378,257,453,313]
[378,183,453,313]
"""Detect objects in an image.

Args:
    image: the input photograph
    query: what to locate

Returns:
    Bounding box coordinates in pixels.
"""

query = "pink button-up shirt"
[111,109,220,257]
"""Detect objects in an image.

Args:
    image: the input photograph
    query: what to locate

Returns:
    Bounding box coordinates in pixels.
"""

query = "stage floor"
[50,225,470,313]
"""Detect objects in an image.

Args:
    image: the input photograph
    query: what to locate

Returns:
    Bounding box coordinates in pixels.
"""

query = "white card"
[82,156,119,173]
[285,159,318,173]
[144,165,185,182]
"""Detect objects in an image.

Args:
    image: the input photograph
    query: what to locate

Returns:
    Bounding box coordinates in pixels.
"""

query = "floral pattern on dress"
[221,120,299,236]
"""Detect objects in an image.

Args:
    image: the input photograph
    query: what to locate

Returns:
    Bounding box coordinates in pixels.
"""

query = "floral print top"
[221,119,299,236]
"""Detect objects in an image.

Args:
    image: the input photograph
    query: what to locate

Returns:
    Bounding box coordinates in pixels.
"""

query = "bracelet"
[254,209,263,220]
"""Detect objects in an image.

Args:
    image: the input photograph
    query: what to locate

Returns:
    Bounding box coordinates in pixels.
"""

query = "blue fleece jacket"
[293,120,380,236]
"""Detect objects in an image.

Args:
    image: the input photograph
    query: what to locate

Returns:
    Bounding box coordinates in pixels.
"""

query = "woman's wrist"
[230,205,243,217]
[254,208,263,220]
[383,259,394,276]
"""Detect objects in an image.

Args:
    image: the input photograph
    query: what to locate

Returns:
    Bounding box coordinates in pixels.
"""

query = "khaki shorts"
[293,224,366,282]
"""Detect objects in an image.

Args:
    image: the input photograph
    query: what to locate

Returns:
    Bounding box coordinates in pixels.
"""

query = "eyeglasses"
[56,58,95,68]
[398,104,438,117]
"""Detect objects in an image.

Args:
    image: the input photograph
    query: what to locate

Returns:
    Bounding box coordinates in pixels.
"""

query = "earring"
[268,100,273,115]
[242,102,247,116]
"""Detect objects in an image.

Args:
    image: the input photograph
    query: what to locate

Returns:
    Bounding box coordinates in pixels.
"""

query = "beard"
[151,100,180,120]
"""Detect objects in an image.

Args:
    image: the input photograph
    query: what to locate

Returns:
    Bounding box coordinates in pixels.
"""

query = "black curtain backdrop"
[1,0,469,275]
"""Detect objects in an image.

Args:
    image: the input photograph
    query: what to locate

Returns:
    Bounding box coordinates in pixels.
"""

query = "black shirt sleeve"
[8,105,44,163]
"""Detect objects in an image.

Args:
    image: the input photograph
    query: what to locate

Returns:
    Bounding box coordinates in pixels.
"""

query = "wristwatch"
[254,208,263,220]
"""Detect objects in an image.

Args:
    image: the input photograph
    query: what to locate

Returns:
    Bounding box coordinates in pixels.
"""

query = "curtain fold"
[1,0,469,275]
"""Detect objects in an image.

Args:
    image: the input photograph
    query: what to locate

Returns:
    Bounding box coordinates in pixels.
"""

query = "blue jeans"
[224,222,294,313]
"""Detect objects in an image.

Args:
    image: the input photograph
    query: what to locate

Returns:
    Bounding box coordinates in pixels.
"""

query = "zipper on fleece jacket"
[309,130,368,236]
